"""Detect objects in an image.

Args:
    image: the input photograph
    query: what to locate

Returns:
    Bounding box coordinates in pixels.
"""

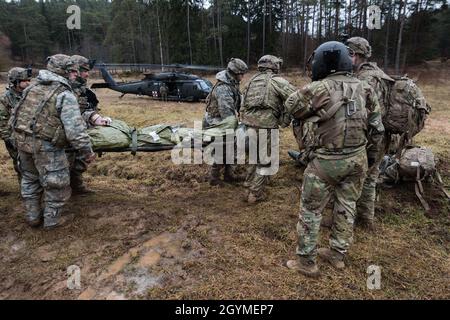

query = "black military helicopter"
[91,64,219,102]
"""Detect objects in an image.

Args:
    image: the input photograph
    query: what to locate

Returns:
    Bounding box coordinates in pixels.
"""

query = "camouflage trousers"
[18,142,71,223]
[67,151,89,189]
[296,150,368,259]
[356,160,382,223]
[4,140,21,181]
[208,134,237,181]
[245,127,274,196]
[356,135,387,223]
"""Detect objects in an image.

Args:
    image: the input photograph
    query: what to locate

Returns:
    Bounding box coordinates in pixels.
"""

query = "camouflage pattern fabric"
[0,88,22,178]
[203,70,242,182]
[0,88,21,140]
[12,70,91,151]
[71,81,99,127]
[240,70,296,129]
[355,62,394,117]
[296,151,368,259]
[69,80,100,189]
[285,72,384,160]
[354,62,393,223]
[12,70,92,225]
[244,126,274,196]
[203,70,241,128]
[287,72,384,260]
[19,143,71,224]
[240,70,294,196]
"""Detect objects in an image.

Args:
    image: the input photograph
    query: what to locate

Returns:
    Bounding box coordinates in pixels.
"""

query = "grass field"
[0,71,448,299]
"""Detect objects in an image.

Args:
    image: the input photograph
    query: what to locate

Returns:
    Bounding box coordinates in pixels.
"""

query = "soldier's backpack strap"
[130,128,138,156]
[434,170,450,201]
[414,165,430,212]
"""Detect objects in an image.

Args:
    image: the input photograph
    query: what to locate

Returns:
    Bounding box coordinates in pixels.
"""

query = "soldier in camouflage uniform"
[285,42,384,277]
[0,67,32,181]
[240,55,296,203]
[346,37,395,230]
[10,54,96,229]
[69,55,110,194]
[203,58,248,186]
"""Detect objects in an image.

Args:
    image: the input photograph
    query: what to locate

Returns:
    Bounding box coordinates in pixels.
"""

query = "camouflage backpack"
[384,76,431,142]
[380,146,449,211]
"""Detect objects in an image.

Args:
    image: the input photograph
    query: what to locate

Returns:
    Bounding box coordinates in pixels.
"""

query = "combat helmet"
[258,55,283,73]
[346,37,372,58]
[7,67,32,86]
[311,41,353,81]
[46,54,78,78]
[71,55,96,71]
[227,58,248,75]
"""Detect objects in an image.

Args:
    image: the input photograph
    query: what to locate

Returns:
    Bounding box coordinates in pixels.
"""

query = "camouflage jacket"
[203,70,241,128]
[12,70,92,152]
[0,87,21,140]
[285,72,384,160]
[71,80,99,127]
[355,62,394,117]
[240,70,296,129]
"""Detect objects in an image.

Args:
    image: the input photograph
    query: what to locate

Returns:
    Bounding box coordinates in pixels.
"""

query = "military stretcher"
[85,117,237,155]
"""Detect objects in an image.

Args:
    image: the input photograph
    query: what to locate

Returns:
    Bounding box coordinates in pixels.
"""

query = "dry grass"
[0,71,448,300]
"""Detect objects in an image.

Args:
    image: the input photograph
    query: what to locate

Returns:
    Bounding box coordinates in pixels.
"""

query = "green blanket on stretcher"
[87,117,238,151]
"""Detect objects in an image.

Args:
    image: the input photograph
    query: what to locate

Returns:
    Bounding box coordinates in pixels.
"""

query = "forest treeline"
[0,0,449,71]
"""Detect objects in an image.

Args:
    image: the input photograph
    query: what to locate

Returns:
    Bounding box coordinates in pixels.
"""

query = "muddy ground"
[0,72,448,300]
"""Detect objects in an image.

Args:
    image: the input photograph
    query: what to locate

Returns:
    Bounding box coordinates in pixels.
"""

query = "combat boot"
[43,208,74,230]
[71,175,94,195]
[24,199,42,228]
[223,165,244,183]
[356,218,376,232]
[286,256,320,278]
[247,191,267,204]
[209,165,223,186]
[318,248,345,269]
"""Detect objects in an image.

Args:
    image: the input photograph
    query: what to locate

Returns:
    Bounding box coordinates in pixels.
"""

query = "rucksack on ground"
[380,146,450,211]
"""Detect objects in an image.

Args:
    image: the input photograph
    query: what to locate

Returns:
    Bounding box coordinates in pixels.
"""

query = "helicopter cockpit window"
[196,80,211,90]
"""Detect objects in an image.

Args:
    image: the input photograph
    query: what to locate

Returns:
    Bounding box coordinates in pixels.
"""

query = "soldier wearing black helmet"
[0,67,32,181]
[284,41,384,277]
[203,58,248,186]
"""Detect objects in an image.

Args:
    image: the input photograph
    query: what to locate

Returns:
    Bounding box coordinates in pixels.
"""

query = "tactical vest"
[242,72,274,110]
[11,82,69,148]
[205,81,240,119]
[309,76,368,150]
